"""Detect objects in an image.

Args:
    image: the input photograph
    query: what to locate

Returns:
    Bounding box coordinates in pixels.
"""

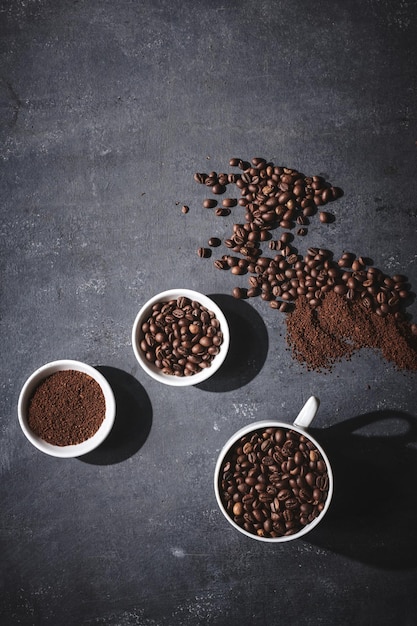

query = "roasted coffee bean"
[351,259,365,272]
[214,259,228,270]
[194,172,206,184]
[198,247,211,258]
[226,255,239,267]
[203,198,217,208]
[268,240,281,251]
[280,232,293,244]
[218,427,329,538]
[181,205,189,214]
[208,237,222,247]
[215,207,231,216]
[232,287,247,299]
[333,283,348,295]
[319,211,333,223]
[205,175,217,187]
[139,296,223,377]
[223,198,238,207]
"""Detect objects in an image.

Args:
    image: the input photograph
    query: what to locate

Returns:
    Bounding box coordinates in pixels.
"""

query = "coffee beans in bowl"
[18,360,116,458]
[132,289,230,386]
[214,414,333,542]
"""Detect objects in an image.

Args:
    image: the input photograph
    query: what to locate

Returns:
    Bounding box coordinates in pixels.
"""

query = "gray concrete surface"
[1,1,417,624]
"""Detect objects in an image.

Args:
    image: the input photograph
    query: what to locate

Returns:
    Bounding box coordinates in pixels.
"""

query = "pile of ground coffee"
[286,291,417,371]
[27,370,106,446]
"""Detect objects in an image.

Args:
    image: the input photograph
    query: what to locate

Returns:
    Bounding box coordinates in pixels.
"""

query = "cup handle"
[293,396,320,429]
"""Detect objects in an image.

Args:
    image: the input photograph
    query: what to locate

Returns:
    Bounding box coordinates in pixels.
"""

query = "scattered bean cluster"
[139,297,223,377]
[230,246,410,317]
[192,157,412,318]
[194,157,341,225]
[219,427,329,538]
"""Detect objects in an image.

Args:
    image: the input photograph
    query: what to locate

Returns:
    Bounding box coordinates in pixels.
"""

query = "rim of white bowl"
[132,289,230,386]
[214,420,334,542]
[18,359,116,458]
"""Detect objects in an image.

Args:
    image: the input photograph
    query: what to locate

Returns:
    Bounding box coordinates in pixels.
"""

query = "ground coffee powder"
[286,291,417,371]
[27,370,106,446]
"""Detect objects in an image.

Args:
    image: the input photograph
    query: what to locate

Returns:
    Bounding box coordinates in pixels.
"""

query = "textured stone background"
[1,1,417,624]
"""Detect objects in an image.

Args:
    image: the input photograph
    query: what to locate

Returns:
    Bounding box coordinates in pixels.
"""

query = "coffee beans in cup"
[218,426,330,539]
[138,296,224,377]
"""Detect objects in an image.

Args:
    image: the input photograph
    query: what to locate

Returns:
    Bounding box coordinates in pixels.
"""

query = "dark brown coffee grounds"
[286,291,417,371]
[27,370,106,446]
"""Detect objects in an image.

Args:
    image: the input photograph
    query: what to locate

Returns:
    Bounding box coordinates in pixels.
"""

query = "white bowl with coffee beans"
[214,397,334,542]
[18,360,116,458]
[132,289,230,386]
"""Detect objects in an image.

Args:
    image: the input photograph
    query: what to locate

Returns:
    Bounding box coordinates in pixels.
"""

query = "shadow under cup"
[214,421,334,542]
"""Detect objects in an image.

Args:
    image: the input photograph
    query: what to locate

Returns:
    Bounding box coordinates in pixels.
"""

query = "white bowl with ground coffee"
[18,360,116,457]
[132,289,230,386]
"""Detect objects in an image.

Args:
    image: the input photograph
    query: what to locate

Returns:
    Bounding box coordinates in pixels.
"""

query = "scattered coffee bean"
[222,198,238,207]
[194,172,206,184]
[215,208,231,217]
[198,247,211,258]
[181,205,189,214]
[203,198,217,209]
[247,286,261,298]
[214,259,228,270]
[232,287,247,299]
[208,237,222,247]
[224,255,237,267]
[280,232,293,244]
[319,211,334,223]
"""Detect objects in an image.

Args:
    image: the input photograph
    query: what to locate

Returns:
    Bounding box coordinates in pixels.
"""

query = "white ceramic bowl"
[18,360,116,458]
[214,415,333,542]
[132,289,230,386]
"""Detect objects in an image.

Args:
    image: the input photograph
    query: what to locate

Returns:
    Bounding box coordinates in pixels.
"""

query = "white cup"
[214,396,333,542]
